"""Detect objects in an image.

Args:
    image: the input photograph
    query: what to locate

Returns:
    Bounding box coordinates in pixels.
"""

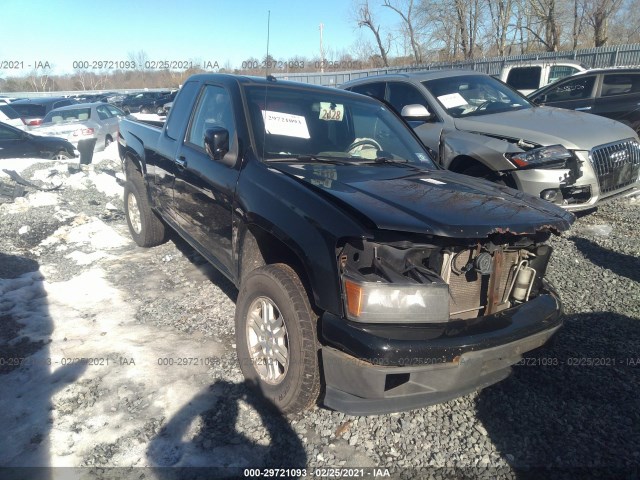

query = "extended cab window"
[506,66,542,90]
[187,85,235,150]
[165,82,198,140]
[545,75,596,102]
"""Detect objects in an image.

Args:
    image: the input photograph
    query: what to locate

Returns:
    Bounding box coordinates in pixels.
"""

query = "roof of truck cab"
[184,73,360,95]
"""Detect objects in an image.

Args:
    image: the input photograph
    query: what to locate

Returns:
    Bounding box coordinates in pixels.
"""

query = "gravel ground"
[0,149,638,479]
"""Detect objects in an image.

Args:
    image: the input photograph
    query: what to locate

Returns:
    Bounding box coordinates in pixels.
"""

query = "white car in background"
[499,61,586,95]
[31,102,125,151]
[0,104,27,130]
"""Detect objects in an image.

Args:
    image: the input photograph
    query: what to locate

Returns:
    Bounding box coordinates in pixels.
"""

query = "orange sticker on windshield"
[319,102,344,121]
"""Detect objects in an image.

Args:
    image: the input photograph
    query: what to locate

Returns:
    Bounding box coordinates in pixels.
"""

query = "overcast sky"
[1,0,400,75]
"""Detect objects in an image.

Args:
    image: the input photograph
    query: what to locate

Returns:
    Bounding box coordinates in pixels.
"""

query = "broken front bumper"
[510,150,640,211]
[320,286,562,415]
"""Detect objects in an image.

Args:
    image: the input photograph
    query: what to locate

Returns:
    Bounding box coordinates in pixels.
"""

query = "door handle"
[175,156,187,169]
[575,106,592,111]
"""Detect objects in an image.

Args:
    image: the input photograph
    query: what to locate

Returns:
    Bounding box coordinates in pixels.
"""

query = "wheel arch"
[448,154,491,174]
[237,224,319,313]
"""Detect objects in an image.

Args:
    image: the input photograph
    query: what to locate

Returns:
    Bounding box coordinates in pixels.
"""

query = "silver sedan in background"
[31,102,125,151]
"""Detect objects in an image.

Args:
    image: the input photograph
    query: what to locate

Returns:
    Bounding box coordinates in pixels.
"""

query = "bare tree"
[454,0,483,59]
[27,68,55,92]
[571,0,587,48]
[583,0,624,47]
[526,0,562,51]
[353,0,390,67]
[128,50,150,85]
[487,0,514,56]
[382,0,424,63]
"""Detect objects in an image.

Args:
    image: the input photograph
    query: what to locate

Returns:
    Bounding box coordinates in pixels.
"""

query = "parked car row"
[2,65,639,210]
[342,68,640,212]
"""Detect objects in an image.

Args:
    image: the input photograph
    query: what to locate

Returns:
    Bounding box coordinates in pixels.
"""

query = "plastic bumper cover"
[321,291,562,415]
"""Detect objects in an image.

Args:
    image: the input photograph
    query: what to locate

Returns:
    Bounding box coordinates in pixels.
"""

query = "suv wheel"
[123,173,166,247]
[235,264,320,414]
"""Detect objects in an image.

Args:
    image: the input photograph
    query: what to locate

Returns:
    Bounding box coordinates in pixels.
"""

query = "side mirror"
[401,104,432,121]
[204,127,229,161]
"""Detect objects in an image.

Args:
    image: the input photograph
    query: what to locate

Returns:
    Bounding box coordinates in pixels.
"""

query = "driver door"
[173,84,240,278]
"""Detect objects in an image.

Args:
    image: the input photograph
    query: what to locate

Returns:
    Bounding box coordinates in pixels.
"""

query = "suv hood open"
[454,106,636,150]
[274,163,574,238]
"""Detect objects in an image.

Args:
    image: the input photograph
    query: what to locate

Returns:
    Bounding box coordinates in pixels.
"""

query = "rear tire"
[123,173,166,247]
[235,264,320,414]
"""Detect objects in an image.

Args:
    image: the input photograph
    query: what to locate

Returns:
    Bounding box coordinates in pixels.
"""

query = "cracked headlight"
[506,144,572,168]
[342,276,450,323]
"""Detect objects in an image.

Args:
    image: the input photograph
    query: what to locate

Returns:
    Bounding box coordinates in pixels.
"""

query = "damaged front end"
[321,231,563,415]
[337,231,555,323]
[496,137,590,206]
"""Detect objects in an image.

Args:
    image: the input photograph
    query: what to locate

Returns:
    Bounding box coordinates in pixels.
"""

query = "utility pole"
[319,23,325,72]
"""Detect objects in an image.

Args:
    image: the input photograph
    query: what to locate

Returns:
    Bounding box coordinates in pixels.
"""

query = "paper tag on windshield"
[319,102,344,121]
[262,110,310,139]
[437,93,467,109]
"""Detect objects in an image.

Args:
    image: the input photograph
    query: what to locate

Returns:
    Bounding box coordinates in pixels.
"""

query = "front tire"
[235,264,320,414]
[123,174,166,247]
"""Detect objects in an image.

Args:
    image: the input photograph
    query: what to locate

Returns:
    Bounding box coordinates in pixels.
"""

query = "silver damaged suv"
[342,70,640,211]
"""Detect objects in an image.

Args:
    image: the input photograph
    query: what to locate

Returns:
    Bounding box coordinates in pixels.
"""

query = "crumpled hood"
[274,163,574,238]
[454,107,637,150]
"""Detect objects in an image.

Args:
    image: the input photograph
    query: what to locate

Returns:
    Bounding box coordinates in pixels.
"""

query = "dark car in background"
[120,91,171,113]
[150,90,177,115]
[0,121,78,159]
[529,68,640,134]
[10,97,78,128]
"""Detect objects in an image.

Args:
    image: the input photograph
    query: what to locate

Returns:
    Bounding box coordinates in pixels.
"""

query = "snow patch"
[40,215,129,250]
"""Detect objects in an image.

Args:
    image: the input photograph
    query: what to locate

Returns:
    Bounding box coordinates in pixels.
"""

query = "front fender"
[235,159,371,315]
[442,130,521,172]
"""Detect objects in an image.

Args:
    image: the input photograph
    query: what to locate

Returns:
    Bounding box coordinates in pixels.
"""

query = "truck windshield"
[422,75,532,118]
[245,85,435,167]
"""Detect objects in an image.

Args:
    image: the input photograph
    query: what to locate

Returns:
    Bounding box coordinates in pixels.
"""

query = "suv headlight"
[506,144,572,168]
[342,275,449,323]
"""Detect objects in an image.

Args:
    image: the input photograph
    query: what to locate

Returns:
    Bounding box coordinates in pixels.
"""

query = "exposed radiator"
[442,249,520,320]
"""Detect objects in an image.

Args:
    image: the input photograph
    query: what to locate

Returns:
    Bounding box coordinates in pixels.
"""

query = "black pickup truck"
[118,74,574,415]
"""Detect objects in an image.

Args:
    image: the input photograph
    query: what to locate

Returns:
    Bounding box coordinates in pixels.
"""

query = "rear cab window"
[506,66,542,91]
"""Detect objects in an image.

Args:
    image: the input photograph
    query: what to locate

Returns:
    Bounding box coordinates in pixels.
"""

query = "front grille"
[590,139,640,194]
